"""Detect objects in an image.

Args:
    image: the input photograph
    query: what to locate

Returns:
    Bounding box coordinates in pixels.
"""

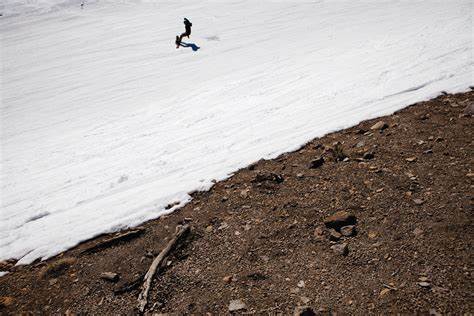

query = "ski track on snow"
[0,0,472,264]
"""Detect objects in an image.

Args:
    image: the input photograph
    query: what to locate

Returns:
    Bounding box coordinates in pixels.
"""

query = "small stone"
[314,226,325,239]
[405,157,417,162]
[0,296,14,307]
[340,225,356,237]
[240,190,249,198]
[324,211,356,230]
[223,275,233,283]
[205,225,213,232]
[330,243,349,256]
[413,199,424,205]
[100,272,119,282]
[329,229,342,241]
[370,121,388,130]
[368,231,378,239]
[49,278,58,286]
[413,228,424,236]
[218,222,229,230]
[423,149,433,154]
[363,152,375,160]
[300,296,311,304]
[296,173,304,179]
[228,299,246,312]
[463,102,474,116]
[297,280,305,288]
[309,156,324,169]
[290,287,301,294]
[418,281,431,288]
[379,288,391,297]
[355,141,365,148]
[294,306,316,316]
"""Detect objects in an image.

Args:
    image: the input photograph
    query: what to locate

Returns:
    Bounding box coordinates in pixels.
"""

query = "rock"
[300,296,311,304]
[405,157,417,162]
[379,288,391,297]
[205,225,213,232]
[296,173,304,179]
[0,296,14,307]
[228,299,246,312]
[309,156,324,169]
[252,172,284,184]
[297,280,305,288]
[419,276,430,282]
[223,275,233,284]
[218,222,229,230]
[413,228,424,236]
[418,281,431,288]
[314,226,325,240]
[413,199,424,205]
[100,272,119,282]
[463,102,474,116]
[329,229,342,241]
[355,141,365,148]
[370,121,388,130]
[363,152,374,160]
[330,243,349,256]
[324,211,356,230]
[294,306,316,316]
[340,225,356,237]
[368,231,378,239]
[423,149,433,154]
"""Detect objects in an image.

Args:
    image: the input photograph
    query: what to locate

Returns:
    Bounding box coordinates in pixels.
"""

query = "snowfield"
[1,0,472,264]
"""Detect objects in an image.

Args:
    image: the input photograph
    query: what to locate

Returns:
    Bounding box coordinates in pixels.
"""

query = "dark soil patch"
[1,91,473,315]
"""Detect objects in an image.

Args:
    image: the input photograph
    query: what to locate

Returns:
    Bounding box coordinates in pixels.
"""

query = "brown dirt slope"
[1,91,473,315]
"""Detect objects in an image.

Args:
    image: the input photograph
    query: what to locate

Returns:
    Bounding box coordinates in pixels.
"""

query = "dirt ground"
[1,91,473,315]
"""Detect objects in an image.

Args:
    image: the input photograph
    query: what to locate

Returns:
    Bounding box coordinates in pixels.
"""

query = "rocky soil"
[1,91,473,315]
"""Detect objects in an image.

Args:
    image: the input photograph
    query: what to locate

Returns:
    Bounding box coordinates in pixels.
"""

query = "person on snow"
[176,18,192,48]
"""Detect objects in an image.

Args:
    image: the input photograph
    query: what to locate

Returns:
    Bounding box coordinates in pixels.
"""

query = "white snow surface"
[1,0,472,264]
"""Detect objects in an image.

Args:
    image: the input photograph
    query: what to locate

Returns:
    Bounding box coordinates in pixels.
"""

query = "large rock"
[324,211,356,230]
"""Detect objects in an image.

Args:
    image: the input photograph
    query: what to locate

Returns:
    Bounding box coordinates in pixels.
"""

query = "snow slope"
[1,0,472,264]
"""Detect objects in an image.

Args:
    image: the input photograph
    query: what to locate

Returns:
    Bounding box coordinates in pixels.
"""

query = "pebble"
[418,281,431,288]
[228,299,246,312]
[222,275,233,283]
[405,157,417,162]
[340,225,356,237]
[330,243,349,256]
[329,229,342,241]
[297,280,305,288]
[413,199,424,205]
[100,272,119,282]
[370,121,388,130]
[413,228,424,236]
[324,211,356,230]
[0,296,14,307]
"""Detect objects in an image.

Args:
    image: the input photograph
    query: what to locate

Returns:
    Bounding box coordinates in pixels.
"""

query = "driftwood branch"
[137,224,190,313]
[81,228,145,255]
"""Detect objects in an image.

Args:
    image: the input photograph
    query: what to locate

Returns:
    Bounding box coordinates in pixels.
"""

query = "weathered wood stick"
[137,224,190,313]
[81,228,145,255]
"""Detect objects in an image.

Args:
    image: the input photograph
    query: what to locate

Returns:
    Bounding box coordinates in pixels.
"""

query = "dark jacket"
[184,18,192,34]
